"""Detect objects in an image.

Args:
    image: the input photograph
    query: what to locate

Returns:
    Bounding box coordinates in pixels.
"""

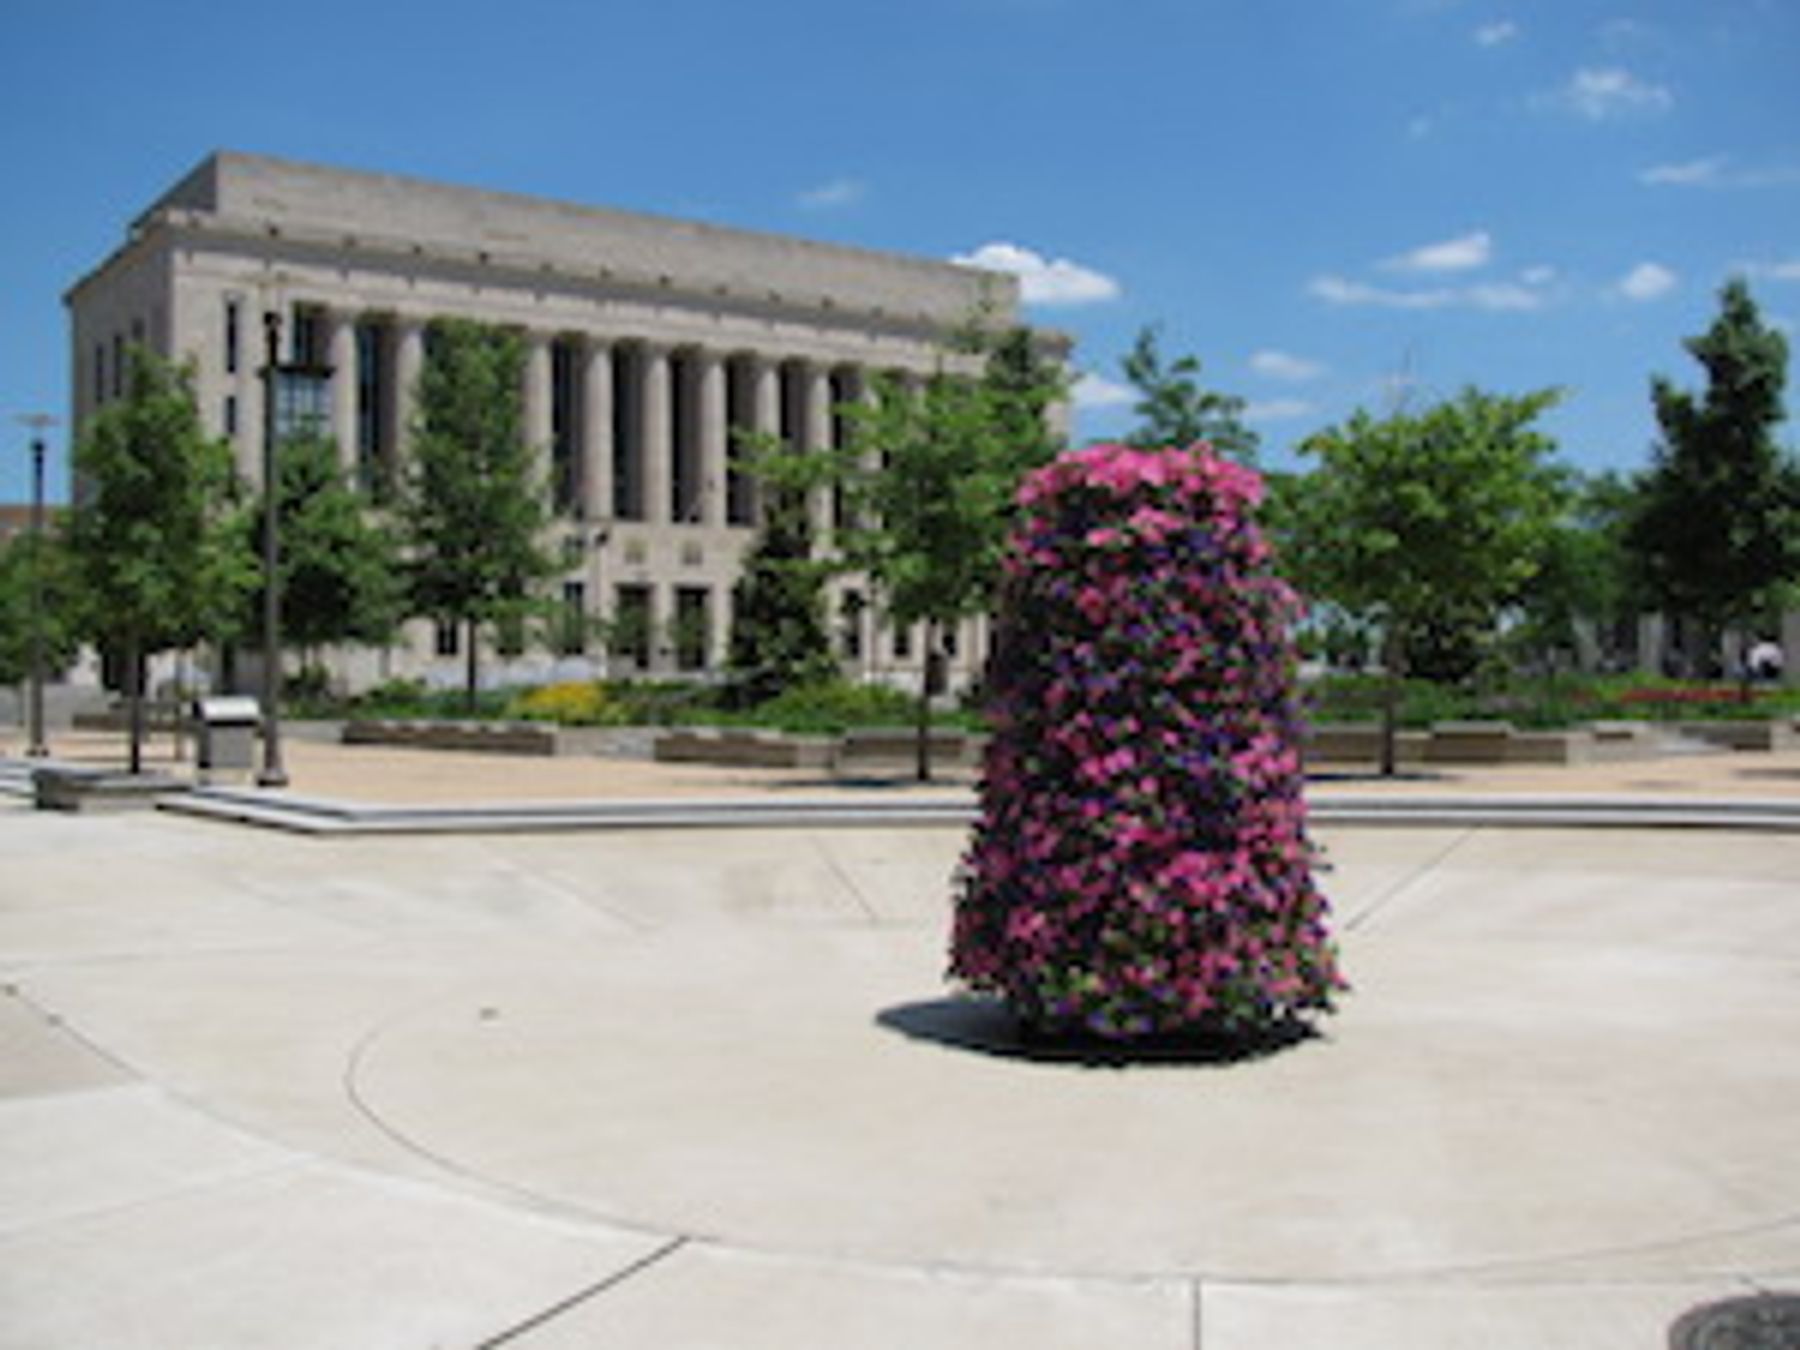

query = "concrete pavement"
[1,736,1798,1346]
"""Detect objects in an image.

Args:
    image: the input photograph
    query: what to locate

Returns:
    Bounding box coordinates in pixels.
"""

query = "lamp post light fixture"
[16,413,56,758]
[256,309,333,789]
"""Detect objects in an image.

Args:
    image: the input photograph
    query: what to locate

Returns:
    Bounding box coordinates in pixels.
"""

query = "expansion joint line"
[1190,1277,1205,1350]
[1343,825,1477,933]
[476,1236,688,1347]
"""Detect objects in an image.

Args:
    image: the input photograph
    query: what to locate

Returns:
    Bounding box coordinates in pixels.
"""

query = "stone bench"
[653,728,837,769]
[1678,719,1799,752]
[33,766,188,813]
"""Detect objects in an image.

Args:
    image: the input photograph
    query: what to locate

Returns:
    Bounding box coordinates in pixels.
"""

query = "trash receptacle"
[194,697,260,781]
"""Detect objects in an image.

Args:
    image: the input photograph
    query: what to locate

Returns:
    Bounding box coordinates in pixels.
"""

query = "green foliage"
[1307,670,1800,728]
[1626,278,1799,662]
[725,678,918,734]
[396,318,557,705]
[1119,325,1258,465]
[725,487,836,704]
[1282,387,1567,770]
[0,531,81,685]
[1511,470,1643,670]
[66,347,255,769]
[243,434,404,657]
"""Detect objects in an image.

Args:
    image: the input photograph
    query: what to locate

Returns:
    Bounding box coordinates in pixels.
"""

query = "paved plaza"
[1,735,1798,1347]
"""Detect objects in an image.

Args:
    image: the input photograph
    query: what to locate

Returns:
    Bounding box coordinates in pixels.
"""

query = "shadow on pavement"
[875,996,1320,1069]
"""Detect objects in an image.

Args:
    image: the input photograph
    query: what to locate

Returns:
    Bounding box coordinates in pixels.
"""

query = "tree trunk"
[464,618,480,715]
[125,631,144,776]
[1379,627,1403,778]
[915,620,935,784]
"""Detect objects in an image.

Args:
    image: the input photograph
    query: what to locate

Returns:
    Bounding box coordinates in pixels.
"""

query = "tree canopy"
[1119,325,1258,464]
[395,318,555,708]
[1626,278,1798,669]
[66,347,254,770]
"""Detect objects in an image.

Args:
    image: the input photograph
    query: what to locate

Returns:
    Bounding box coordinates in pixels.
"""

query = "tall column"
[750,355,780,527]
[523,331,554,506]
[580,337,613,524]
[328,311,359,478]
[697,349,727,529]
[806,362,833,535]
[640,344,672,527]
[391,319,425,474]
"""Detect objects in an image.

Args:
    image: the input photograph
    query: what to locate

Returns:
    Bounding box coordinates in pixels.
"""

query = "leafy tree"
[1511,470,1642,672]
[66,348,254,771]
[1284,388,1566,773]
[396,318,556,710]
[759,320,1066,778]
[725,487,835,702]
[242,434,404,680]
[1120,325,1258,464]
[0,531,81,687]
[1626,279,1799,673]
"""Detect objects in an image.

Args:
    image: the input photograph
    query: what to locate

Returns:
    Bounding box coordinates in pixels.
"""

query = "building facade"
[66,151,1056,693]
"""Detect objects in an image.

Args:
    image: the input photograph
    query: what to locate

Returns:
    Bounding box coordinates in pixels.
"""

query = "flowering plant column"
[950,443,1342,1039]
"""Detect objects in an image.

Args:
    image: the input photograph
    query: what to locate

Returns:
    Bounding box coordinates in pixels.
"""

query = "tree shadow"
[875,995,1320,1069]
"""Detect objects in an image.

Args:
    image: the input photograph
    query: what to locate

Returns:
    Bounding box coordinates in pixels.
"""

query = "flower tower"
[950,443,1342,1040]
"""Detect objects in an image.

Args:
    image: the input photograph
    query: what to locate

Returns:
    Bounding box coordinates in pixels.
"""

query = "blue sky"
[2,0,1796,502]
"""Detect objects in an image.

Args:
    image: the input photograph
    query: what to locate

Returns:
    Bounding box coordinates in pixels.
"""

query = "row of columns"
[312,308,878,530]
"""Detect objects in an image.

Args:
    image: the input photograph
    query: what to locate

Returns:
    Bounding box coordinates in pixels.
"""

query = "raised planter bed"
[838,727,984,766]
[1677,719,1799,752]
[34,766,189,813]
[653,728,837,769]
[341,719,558,756]
[1302,723,1428,766]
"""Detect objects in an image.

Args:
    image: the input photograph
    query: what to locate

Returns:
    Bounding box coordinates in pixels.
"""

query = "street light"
[16,413,56,758]
[256,309,332,789]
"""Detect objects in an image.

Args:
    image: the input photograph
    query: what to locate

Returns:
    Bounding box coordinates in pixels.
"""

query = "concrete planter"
[34,766,188,812]
[653,728,837,769]
[342,719,558,756]
[1678,719,1799,752]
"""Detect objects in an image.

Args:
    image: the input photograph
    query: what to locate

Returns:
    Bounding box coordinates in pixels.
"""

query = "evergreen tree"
[725,486,835,705]
[1626,279,1798,672]
[67,348,254,771]
[396,319,555,710]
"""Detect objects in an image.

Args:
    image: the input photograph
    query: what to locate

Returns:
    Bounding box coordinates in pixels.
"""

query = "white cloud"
[1474,20,1518,46]
[1639,155,1800,189]
[1744,259,1800,283]
[796,177,866,210]
[1386,230,1493,273]
[1249,349,1327,382]
[1542,66,1672,121]
[1520,264,1557,286]
[1616,262,1677,301]
[1245,398,1315,424]
[951,241,1122,306]
[1310,275,1454,309]
[1467,282,1546,311]
[1072,371,1134,409]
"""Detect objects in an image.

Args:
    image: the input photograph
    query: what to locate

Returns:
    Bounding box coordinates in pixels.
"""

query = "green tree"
[725,487,836,703]
[1511,470,1642,672]
[243,434,404,681]
[0,531,81,687]
[1120,324,1258,464]
[67,348,254,772]
[1284,388,1566,773]
[396,318,555,711]
[1626,278,1798,674]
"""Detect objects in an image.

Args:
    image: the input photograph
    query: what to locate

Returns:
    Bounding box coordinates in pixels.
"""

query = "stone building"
[66,151,1057,692]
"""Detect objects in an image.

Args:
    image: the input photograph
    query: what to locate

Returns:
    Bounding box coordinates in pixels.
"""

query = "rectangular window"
[675,587,710,671]
[893,622,913,661]
[225,298,240,375]
[612,346,642,521]
[613,584,653,670]
[839,589,865,661]
[434,620,459,657]
[725,357,756,527]
[670,350,700,524]
[223,395,238,437]
[94,343,105,406]
[111,334,124,397]
[560,580,587,656]
[551,338,580,516]
[355,321,387,495]
[290,304,323,366]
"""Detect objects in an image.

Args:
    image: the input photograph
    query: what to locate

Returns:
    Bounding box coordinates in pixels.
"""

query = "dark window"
[829,368,858,531]
[559,580,588,656]
[224,395,238,437]
[725,357,756,527]
[779,362,806,450]
[675,587,710,671]
[840,589,865,661]
[670,350,700,524]
[434,620,460,657]
[612,346,642,521]
[111,334,124,397]
[551,339,581,516]
[613,584,652,669]
[290,305,323,366]
[94,344,105,406]
[893,622,913,661]
[355,321,387,494]
[942,626,960,659]
[225,299,240,374]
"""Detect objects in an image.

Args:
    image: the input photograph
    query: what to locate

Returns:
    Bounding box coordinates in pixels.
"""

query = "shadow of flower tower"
[951,443,1343,1042]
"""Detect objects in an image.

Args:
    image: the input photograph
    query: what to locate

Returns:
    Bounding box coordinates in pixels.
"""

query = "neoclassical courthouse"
[66,151,1063,692]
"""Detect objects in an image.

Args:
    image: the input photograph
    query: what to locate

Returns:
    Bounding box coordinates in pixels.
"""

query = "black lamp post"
[256,310,333,788]
[17,413,55,758]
